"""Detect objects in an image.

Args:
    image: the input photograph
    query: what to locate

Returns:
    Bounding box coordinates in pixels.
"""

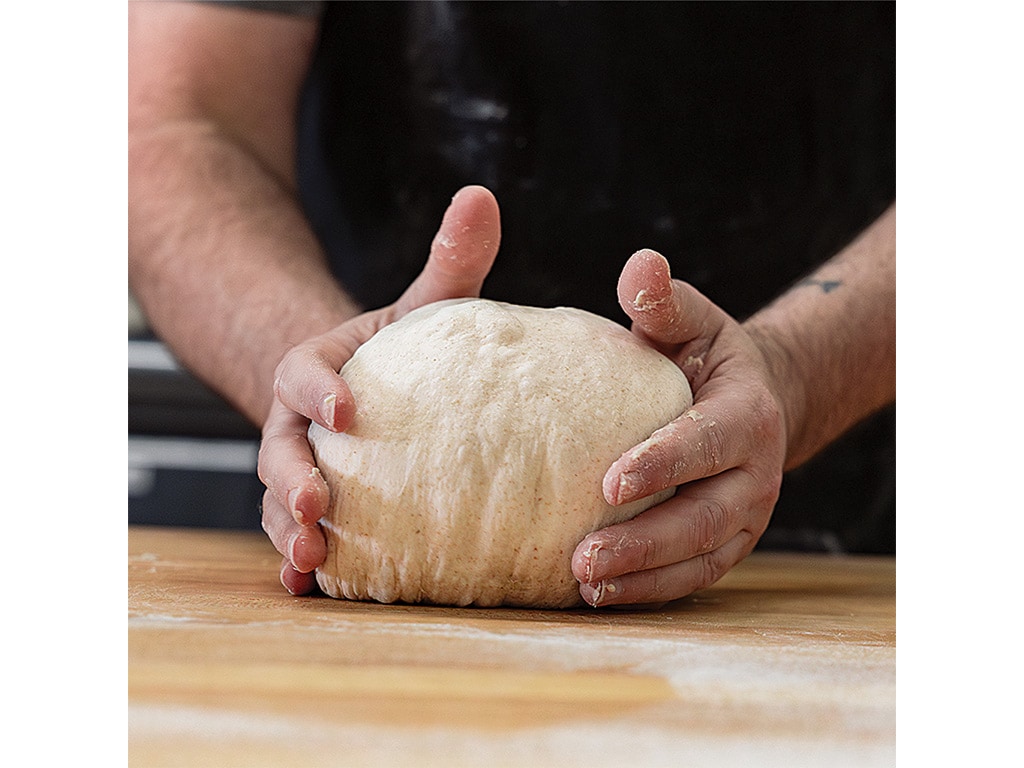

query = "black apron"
[296,1,896,553]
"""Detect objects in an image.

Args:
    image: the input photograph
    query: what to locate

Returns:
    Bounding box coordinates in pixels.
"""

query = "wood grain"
[129,526,895,767]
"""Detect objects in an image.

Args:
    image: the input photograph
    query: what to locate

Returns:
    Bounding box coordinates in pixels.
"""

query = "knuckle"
[696,420,727,475]
[273,344,302,382]
[753,477,782,537]
[602,531,660,576]
[632,535,661,571]
[259,492,274,533]
[627,566,670,603]
[744,462,783,512]
[647,568,669,600]
[751,388,785,444]
[256,440,270,476]
[696,547,730,591]
[274,341,324,396]
[256,437,286,489]
[692,498,729,553]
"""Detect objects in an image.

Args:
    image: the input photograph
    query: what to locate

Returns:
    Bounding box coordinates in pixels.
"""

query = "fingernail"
[616,471,643,505]
[280,559,297,593]
[287,531,301,564]
[581,540,602,581]
[581,580,619,607]
[318,393,337,430]
[580,581,603,607]
[287,532,316,573]
[287,487,305,524]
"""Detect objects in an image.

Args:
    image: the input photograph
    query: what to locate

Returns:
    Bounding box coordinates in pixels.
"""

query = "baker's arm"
[745,203,896,470]
[128,1,358,426]
[573,204,896,606]
[130,3,505,594]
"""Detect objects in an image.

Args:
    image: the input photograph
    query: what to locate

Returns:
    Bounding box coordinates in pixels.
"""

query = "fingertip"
[617,248,672,316]
[572,536,606,584]
[287,527,328,573]
[316,385,357,432]
[280,559,320,595]
[579,579,623,608]
[602,468,622,506]
[452,184,499,211]
[444,183,499,224]
[579,581,603,607]
[289,468,330,526]
[571,537,592,582]
[602,453,643,506]
[274,344,358,431]
[433,185,502,264]
[632,247,671,272]
[617,248,714,346]
[334,391,357,431]
[316,392,339,430]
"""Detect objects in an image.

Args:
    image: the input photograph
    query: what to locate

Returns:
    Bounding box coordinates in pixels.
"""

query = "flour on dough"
[310,298,692,608]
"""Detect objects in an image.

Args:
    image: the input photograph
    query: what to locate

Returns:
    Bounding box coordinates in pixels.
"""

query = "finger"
[578,530,757,608]
[575,468,775,585]
[617,248,723,348]
[272,331,363,434]
[280,558,320,596]
[261,487,327,574]
[275,186,500,434]
[257,399,331,525]
[396,185,502,313]
[602,394,736,506]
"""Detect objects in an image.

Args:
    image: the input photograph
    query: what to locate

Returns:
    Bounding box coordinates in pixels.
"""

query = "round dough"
[310,298,692,608]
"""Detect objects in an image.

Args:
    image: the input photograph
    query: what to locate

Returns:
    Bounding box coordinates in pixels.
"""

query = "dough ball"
[309,298,692,608]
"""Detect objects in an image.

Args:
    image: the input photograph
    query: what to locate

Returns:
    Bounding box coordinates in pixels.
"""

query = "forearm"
[128,123,360,425]
[743,204,896,470]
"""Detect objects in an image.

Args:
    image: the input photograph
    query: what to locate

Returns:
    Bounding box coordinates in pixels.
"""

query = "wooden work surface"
[128,526,896,767]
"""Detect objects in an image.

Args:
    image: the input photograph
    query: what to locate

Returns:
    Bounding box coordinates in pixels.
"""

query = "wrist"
[741,320,808,472]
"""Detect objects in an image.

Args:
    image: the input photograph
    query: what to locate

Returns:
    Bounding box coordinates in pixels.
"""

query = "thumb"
[396,185,502,314]
[617,248,720,347]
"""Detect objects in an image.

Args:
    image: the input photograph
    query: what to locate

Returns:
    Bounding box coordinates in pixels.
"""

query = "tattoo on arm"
[798,278,843,294]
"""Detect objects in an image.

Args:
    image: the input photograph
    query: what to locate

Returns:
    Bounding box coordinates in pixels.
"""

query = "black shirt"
[294,1,896,553]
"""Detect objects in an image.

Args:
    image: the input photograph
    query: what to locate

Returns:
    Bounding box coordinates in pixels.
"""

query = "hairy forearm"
[743,204,896,470]
[128,122,360,425]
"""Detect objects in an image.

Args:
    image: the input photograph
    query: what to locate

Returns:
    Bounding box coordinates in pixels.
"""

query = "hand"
[571,249,788,607]
[258,186,502,594]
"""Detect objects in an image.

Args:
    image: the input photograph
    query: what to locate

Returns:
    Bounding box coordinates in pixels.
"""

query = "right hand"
[258,186,502,594]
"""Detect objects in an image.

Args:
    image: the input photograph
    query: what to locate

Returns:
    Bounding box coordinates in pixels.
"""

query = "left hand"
[571,249,789,607]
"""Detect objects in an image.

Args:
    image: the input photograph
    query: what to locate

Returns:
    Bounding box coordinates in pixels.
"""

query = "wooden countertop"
[128,526,895,767]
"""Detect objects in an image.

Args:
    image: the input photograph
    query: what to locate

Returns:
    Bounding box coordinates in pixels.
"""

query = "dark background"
[129,1,895,555]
